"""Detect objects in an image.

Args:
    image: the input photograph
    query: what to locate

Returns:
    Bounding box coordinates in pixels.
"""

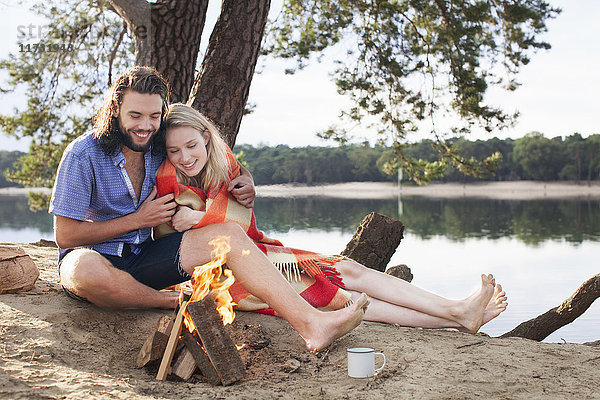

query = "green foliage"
[238,133,600,185]
[235,143,393,185]
[513,132,567,180]
[0,151,25,187]
[0,0,134,208]
[560,133,600,183]
[265,0,559,182]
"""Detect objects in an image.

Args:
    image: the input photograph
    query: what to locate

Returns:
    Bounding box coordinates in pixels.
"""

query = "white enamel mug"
[347,347,386,378]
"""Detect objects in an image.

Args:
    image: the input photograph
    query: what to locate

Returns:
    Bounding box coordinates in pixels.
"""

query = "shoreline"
[0,187,51,196]
[2,181,600,200]
[257,181,600,200]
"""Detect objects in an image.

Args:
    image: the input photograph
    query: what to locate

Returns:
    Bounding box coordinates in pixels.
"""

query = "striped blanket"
[154,148,351,314]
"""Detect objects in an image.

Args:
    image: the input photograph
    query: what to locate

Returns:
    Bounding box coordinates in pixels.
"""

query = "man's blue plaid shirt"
[49,132,164,258]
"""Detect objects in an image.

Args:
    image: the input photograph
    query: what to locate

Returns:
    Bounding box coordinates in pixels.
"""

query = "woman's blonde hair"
[161,103,231,191]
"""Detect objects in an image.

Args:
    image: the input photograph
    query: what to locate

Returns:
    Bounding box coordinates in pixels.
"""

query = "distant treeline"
[236,132,600,185]
[0,151,24,188]
[2,132,599,188]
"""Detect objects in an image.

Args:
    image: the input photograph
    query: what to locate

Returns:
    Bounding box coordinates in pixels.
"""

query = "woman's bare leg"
[483,284,508,325]
[336,260,498,332]
[348,291,462,328]
[349,284,507,331]
[179,222,369,351]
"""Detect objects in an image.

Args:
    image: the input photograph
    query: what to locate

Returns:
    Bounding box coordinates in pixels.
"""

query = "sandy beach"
[257,181,600,200]
[1,242,599,399]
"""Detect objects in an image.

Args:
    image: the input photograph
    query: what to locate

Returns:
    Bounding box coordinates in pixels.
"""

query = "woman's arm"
[170,206,206,232]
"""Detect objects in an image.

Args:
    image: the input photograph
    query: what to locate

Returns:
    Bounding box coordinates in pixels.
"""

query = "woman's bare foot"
[482,283,508,325]
[303,293,370,352]
[453,274,495,333]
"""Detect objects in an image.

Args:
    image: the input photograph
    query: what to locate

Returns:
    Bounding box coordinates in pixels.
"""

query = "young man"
[49,66,367,351]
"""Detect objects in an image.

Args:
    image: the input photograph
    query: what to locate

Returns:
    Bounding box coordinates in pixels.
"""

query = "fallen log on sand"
[501,273,600,341]
[0,246,39,293]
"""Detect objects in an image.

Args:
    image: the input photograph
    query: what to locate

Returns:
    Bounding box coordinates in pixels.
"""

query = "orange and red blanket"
[154,148,351,315]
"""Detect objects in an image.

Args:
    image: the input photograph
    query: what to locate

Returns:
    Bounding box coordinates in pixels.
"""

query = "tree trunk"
[109,0,209,103]
[189,0,271,148]
[341,213,405,272]
[500,273,600,341]
[151,0,209,103]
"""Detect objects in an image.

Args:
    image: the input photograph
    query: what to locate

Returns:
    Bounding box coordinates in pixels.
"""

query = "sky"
[0,0,598,152]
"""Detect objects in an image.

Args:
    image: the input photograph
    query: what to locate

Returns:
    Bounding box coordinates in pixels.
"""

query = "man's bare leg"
[178,222,368,351]
[59,249,177,309]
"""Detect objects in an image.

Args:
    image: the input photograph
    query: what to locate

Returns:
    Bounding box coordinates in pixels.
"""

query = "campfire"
[136,236,246,385]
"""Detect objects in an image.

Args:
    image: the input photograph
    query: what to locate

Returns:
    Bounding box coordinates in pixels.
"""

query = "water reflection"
[1,195,599,246]
[254,197,600,245]
[0,195,53,234]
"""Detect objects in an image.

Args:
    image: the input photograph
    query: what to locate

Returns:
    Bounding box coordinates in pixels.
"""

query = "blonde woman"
[155,103,508,334]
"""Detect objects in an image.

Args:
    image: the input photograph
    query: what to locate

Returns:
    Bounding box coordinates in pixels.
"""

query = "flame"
[241,249,250,256]
[185,236,237,326]
[236,344,246,351]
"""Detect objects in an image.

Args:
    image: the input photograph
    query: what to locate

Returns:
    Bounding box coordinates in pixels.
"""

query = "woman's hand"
[171,206,205,232]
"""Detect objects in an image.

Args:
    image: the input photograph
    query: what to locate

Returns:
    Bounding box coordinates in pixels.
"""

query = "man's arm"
[54,187,176,249]
[227,163,256,208]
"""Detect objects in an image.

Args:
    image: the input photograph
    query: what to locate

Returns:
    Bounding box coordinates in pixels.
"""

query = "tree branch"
[108,23,128,86]
[108,0,149,28]
[108,0,151,65]
[500,273,600,341]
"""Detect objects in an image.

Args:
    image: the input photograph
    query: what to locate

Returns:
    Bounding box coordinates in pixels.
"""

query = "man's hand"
[171,206,204,232]
[54,187,177,249]
[135,187,177,228]
[228,164,256,208]
[228,174,255,208]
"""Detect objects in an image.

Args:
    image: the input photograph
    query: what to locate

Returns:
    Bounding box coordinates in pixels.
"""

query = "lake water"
[1,194,599,344]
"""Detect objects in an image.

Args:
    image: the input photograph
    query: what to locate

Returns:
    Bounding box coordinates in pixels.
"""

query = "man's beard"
[116,118,155,153]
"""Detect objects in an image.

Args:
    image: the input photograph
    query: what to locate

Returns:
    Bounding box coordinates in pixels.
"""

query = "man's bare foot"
[304,293,369,352]
[482,283,508,325]
[453,274,495,333]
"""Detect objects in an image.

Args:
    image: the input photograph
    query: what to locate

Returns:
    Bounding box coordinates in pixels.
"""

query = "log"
[136,331,169,368]
[136,315,173,368]
[0,246,40,293]
[500,273,600,341]
[385,264,413,282]
[187,297,246,385]
[181,329,221,385]
[171,347,197,381]
[156,301,187,380]
[341,212,404,272]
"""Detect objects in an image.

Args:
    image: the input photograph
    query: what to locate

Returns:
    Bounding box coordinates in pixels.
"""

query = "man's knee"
[60,249,112,292]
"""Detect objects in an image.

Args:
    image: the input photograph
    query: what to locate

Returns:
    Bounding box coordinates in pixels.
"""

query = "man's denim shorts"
[59,232,190,300]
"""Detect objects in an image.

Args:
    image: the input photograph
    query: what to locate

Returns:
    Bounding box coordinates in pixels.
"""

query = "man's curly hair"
[92,66,170,156]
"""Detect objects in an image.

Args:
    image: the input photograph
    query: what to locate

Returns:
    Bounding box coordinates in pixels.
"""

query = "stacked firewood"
[137,296,245,385]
